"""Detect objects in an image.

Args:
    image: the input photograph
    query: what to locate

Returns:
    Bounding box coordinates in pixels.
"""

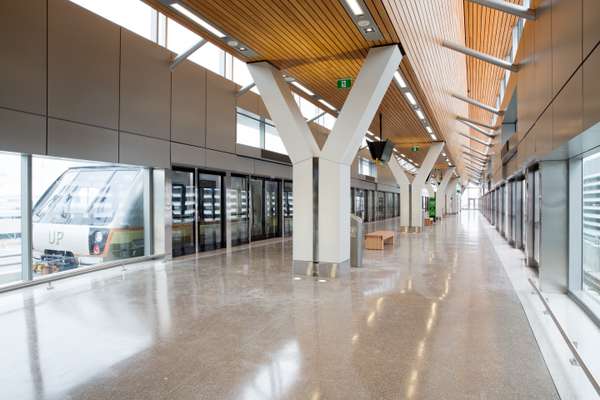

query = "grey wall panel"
[47,118,118,162]
[551,0,582,96]
[205,149,253,174]
[0,109,46,155]
[205,72,236,153]
[119,132,170,168]
[533,0,554,117]
[552,70,583,150]
[171,142,206,168]
[236,90,260,115]
[534,106,553,158]
[171,61,206,147]
[48,0,120,129]
[254,159,292,180]
[120,31,172,140]
[351,178,376,191]
[236,143,262,159]
[583,0,600,58]
[0,0,46,114]
[583,45,600,131]
[517,24,536,137]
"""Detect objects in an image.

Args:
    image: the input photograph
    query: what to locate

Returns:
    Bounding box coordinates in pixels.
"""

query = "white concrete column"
[388,157,412,227]
[248,62,320,265]
[436,167,455,218]
[445,177,458,214]
[319,45,403,265]
[410,142,444,228]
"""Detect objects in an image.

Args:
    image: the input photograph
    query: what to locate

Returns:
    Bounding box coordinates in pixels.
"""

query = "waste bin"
[350,215,364,268]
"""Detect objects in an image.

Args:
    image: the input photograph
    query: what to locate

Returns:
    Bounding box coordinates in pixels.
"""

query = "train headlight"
[94,231,104,243]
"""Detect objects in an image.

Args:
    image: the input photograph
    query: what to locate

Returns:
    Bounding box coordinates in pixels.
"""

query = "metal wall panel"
[517,22,536,139]
[236,91,260,116]
[533,0,554,117]
[0,108,46,155]
[534,106,554,157]
[120,31,172,140]
[205,148,253,174]
[583,0,600,58]
[254,159,292,180]
[48,0,120,129]
[583,44,600,131]
[0,0,46,115]
[47,118,118,162]
[170,142,206,168]
[205,71,236,153]
[539,161,569,293]
[551,0,583,97]
[171,61,206,147]
[552,69,583,150]
[119,132,170,168]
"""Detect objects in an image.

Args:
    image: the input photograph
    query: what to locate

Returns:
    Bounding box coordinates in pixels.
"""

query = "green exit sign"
[411,145,421,152]
[337,78,352,89]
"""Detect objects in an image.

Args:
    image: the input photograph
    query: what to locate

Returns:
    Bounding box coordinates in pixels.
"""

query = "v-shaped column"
[410,142,444,229]
[387,157,412,228]
[436,167,455,218]
[249,45,402,275]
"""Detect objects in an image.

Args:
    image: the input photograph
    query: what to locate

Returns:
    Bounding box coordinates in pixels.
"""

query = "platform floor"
[0,211,558,400]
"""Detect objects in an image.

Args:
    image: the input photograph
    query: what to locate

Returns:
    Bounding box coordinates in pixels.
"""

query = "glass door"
[171,169,196,257]
[283,180,293,236]
[377,191,385,220]
[264,179,281,239]
[198,172,224,251]
[354,189,366,220]
[229,175,249,246]
[533,169,541,267]
[250,177,264,240]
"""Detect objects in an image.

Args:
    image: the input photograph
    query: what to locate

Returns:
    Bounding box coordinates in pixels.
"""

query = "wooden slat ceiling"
[144,0,518,179]
[463,0,521,165]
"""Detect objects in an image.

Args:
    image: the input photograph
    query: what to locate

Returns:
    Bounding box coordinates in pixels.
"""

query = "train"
[32,166,145,274]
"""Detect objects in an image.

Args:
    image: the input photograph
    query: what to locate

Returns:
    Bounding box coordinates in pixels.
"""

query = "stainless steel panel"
[534,106,554,157]
[120,31,172,140]
[534,0,554,115]
[119,132,170,168]
[539,161,569,293]
[0,108,46,155]
[517,23,536,136]
[205,71,236,153]
[171,61,206,147]
[0,0,46,115]
[47,118,118,162]
[551,0,583,97]
[48,0,120,129]
[552,69,583,150]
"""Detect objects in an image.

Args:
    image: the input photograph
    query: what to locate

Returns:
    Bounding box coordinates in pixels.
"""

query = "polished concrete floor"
[0,211,559,400]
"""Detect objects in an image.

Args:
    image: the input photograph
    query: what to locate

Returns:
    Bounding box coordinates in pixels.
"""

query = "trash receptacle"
[350,215,364,268]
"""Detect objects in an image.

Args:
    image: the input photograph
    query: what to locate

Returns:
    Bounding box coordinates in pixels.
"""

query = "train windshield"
[33,168,141,226]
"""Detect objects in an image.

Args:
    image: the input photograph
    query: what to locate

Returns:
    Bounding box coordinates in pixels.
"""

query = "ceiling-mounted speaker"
[367,140,394,165]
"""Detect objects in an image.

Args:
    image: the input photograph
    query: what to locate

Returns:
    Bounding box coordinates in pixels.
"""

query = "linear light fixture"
[291,81,315,97]
[426,126,433,134]
[430,134,437,140]
[405,92,417,106]
[318,99,337,111]
[394,71,407,88]
[416,110,425,120]
[343,0,364,15]
[171,4,226,38]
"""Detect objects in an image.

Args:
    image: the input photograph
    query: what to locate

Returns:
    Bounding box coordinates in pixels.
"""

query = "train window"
[0,152,21,286]
[582,152,600,302]
[31,156,147,277]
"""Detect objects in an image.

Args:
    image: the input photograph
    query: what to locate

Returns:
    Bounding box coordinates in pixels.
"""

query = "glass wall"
[0,153,21,286]
[172,169,196,257]
[236,109,288,155]
[31,157,146,277]
[582,152,600,301]
[197,172,224,251]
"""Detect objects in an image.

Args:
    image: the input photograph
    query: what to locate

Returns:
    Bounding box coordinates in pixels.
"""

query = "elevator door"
[198,172,224,251]
[171,169,196,257]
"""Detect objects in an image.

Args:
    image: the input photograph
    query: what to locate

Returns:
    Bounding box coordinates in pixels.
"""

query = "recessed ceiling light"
[318,279,328,283]
[404,92,417,106]
[171,4,226,38]
[318,98,336,111]
[394,71,407,88]
[430,134,437,140]
[343,0,365,16]
[227,39,239,47]
[442,152,446,156]
[357,19,371,27]
[416,110,425,120]
[291,81,314,96]
[400,153,406,157]
[293,276,302,281]
[393,148,398,152]
[239,47,247,51]
[365,27,375,33]
[426,126,433,134]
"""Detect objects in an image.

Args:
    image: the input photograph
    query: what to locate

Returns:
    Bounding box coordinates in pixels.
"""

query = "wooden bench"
[365,230,395,250]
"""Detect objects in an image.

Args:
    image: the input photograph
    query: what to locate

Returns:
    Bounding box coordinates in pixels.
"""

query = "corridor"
[0,211,558,400]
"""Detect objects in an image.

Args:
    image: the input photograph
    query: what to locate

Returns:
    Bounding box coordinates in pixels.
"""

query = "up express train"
[32,166,145,273]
